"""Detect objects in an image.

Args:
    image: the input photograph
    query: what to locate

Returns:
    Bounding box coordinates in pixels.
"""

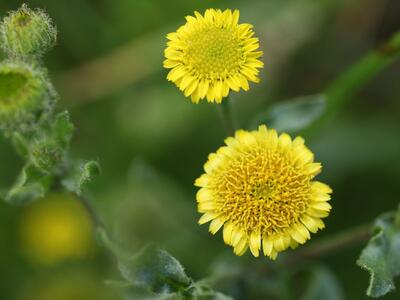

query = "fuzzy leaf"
[251,94,326,132]
[5,164,52,205]
[357,209,400,297]
[118,245,192,295]
[61,160,100,196]
[51,111,74,147]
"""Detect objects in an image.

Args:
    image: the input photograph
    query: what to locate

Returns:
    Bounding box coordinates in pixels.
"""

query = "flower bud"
[31,140,63,173]
[0,4,57,58]
[0,60,55,135]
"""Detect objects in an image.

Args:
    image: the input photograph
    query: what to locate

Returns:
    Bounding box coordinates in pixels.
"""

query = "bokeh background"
[0,0,399,299]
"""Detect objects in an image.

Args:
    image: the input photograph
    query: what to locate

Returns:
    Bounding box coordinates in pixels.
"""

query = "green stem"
[74,193,113,242]
[216,99,236,136]
[323,30,400,121]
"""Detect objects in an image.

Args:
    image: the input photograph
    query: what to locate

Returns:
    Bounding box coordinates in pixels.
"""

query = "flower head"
[164,9,263,103]
[195,125,332,260]
[20,194,94,265]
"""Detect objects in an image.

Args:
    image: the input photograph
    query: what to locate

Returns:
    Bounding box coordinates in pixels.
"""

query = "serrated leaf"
[5,164,53,205]
[61,160,100,196]
[357,209,400,298]
[251,94,326,132]
[118,245,192,295]
[301,266,344,300]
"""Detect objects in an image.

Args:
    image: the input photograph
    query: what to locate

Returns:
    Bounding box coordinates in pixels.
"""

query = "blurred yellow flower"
[195,125,332,260]
[19,194,94,265]
[164,9,263,103]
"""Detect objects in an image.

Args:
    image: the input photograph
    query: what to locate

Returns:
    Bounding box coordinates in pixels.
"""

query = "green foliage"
[357,207,400,298]
[251,94,326,133]
[4,164,53,205]
[0,3,57,59]
[98,229,232,300]
[118,245,192,294]
[30,111,74,172]
[51,111,75,148]
[61,160,101,196]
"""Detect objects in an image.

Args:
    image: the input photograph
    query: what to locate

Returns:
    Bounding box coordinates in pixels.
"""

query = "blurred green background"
[0,0,399,299]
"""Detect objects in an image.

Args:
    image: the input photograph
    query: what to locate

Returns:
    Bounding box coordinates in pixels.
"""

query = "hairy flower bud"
[30,140,63,173]
[0,60,55,134]
[0,4,57,58]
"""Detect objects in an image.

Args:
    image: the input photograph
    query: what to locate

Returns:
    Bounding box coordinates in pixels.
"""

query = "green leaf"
[251,94,326,132]
[11,132,29,158]
[5,164,52,205]
[301,266,344,300]
[357,209,400,297]
[61,160,100,196]
[51,111,74,147]
[118,245,192,295]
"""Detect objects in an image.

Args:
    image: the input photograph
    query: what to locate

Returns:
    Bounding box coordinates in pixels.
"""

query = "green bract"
[0,4,57,58]
[0,61,53,134]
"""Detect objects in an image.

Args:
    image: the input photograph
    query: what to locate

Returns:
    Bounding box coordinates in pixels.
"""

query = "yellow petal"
[233,236,248,256]
[304,163,322,175]
[249,231,261,257]
[300,215,320,233]
[198,201,216,212]
[262,235,273,256]
[231,227,245,246]
[311,181,333,194]
[278,133,292,150]
[311,202,332,211]
[196,188,213,202]
[198,212,218,224]
[194,174,210,187]
[209,217,225,234]
[223,222,234,245]
[307,207,330,218]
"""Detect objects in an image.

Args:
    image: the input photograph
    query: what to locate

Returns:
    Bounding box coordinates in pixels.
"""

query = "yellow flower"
[19,194,94,265]
[195,125,332,260]
[164,9,263,103]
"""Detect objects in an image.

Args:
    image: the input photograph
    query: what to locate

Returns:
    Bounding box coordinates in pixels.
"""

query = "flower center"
[216,148,311,234]
[184,27,244,79]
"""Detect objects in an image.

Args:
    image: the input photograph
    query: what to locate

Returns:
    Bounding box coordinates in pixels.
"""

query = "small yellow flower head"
[164,9,263,103]
[195,125,332,260]
[19,194,94,265]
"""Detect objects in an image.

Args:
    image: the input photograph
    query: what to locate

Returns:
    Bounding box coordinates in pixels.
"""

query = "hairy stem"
[75,193,108,234]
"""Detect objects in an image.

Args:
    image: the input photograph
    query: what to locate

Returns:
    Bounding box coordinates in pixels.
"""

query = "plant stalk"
[216,99,236,136]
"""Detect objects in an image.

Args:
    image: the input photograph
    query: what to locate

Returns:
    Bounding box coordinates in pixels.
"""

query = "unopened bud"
[0,4,57,58]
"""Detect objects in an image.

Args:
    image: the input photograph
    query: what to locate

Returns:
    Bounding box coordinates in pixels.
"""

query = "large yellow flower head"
[164,9,264,103]
[195,125,332,260]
